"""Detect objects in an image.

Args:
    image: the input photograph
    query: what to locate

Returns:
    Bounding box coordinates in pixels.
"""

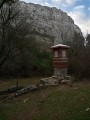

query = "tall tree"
[86,34,90,46]
[0,0,18,69]
[67,32,85,78]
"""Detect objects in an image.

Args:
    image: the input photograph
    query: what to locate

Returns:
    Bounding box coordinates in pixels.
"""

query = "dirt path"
[12,85,72,120]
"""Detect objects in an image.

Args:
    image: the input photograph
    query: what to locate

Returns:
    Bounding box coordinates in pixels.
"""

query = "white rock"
[17,1,82,47]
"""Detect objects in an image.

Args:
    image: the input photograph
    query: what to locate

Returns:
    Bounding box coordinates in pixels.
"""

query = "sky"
[20,0,90,35]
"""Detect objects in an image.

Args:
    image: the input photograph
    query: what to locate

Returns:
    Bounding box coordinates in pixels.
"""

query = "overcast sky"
[20,0,90,35]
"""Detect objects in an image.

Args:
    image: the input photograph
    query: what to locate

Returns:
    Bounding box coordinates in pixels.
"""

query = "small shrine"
[51,44,70,78]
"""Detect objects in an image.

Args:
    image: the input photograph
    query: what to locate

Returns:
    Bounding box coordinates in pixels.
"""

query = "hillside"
[17,1,82,47]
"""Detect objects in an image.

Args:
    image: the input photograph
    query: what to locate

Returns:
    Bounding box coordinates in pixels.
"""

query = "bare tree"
[0,0,18,69]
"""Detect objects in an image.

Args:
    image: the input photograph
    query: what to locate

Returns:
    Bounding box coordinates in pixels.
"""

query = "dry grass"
[0,77,41,91]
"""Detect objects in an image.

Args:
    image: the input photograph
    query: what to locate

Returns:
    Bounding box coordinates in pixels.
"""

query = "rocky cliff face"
[18,1,82,47]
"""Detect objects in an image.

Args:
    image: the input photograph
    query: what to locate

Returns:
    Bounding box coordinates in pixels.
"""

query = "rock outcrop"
[17,1,82,47]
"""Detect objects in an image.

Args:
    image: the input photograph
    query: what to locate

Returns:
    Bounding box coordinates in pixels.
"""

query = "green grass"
[34,87,90,120]
[0,79,90,120]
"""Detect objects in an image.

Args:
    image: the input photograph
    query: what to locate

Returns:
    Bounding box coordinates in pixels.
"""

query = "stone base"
[54,68,67,78]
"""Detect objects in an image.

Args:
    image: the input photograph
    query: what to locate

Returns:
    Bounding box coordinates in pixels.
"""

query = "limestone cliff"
[18,1,82,47]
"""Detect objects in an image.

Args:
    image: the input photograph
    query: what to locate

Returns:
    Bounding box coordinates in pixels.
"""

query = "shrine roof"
[51,44,70,49]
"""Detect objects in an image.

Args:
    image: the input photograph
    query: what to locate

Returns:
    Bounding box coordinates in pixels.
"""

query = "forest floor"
[0,77,90,120]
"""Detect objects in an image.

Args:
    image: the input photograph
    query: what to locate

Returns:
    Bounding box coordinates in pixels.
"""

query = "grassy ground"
[0,77,41,91]
[0,78,90,120]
